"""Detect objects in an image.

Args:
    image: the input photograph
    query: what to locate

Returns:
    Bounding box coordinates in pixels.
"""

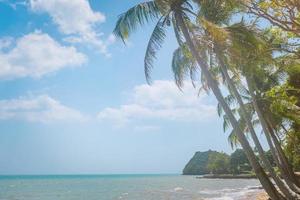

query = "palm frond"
[235,81,250,97]
[172,14,185,45]
[144,19,167,83]
[217,103,223,117]
[154,0,171,15]
[226,22,273,70]
[200,17,229,44]
[217,94,237,117]
[196,0,238,25]
[223,115,231,132]
[171,43,196,88]
[225,94,237,107]
[228,128,239,149]
[199,71,210,93]
[114,1,160,42]
[227,118,246,149]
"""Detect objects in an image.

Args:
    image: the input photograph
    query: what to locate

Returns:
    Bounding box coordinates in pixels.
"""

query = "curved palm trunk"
[246,77,300,195]
[266,118,300,188]
[246,77,300,197]
[214,52,298,199]
[215,49,300,199]
[263,129,300,196]
[216,53,298,198]
[175,11,283,200]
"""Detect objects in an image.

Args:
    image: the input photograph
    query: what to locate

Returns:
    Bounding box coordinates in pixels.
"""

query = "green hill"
[183,149,252,175]
[182,150,218,175]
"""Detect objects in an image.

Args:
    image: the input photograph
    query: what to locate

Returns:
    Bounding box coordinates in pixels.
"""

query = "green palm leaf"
[228,118,247,149]
[144,20,167,83]
[114,1,160,42]
[171,43,197,88]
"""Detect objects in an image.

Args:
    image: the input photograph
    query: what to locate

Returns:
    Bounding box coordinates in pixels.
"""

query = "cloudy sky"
[0,0,256,175]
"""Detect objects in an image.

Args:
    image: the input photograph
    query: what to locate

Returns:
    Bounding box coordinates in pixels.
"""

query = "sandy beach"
[240,191,269,200]
[255,192,269,200]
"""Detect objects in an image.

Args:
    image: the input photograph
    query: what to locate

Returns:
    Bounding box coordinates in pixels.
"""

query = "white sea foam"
[201,185,262,200]
[174,187,184,191]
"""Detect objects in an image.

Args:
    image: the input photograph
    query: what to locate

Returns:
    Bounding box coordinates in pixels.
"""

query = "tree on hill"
[182,150,217,175]
[207,152,230,174]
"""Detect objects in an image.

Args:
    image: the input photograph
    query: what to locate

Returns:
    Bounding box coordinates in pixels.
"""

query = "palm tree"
[256,55,300,189]
[204,21,300,198]
[221,74,300,196]
[221,61,300,195]
[113,0,282,199]
[191,0,300,196]
[246,75,300,195]
[197,7,300,196]
[183,2,297,199]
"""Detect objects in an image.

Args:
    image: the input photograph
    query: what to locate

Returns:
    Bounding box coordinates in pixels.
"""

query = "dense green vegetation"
[183,150,216,175]
[114,0,300,199]
[207,152,231,174]
[183,149,251,175]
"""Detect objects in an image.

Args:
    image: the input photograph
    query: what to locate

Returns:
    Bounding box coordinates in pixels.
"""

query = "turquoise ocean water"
[0,174,262,200]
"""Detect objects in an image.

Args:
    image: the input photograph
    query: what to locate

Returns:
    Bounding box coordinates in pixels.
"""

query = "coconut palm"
[222,75,300,196]
[210,26,299,198]
[191,0,300,196]
[224,49,298,186]
[171,0,300,197]
[228,25,300,194]
[113,0,282,199]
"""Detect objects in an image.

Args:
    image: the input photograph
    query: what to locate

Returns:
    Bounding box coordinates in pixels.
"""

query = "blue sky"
[0,0,266,175]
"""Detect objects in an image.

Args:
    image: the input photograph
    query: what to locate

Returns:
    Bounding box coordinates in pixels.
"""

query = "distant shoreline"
[196,174,257,179]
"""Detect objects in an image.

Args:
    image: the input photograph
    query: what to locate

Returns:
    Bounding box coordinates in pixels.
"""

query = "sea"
[0,174,262,200]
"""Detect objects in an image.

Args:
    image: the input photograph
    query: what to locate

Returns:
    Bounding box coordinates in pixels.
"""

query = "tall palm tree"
[184,1,298,198]
[113,0,282,199]
[220,59,300,195]
[227,24,300,194]
[246,75,300,195]
[205,13,300,200]
[223,48,299,188]
[204,22,300,198]
[192,0,300,196]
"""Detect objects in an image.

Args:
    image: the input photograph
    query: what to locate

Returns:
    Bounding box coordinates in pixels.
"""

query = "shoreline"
[194,174,269,199]
[241,191,269,200]
[196,174,257,179]
[198,172,300,199]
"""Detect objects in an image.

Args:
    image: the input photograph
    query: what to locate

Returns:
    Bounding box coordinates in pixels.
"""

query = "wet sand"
[255,192,269,200]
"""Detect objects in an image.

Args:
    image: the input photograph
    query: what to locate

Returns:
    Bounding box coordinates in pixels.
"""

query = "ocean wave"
[200,185,262,200]
[173,187,184,192]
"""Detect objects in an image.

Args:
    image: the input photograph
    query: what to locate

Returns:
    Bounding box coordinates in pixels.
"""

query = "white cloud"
[29,0,113,56]
[0,95,86,123]
[0,31,86,80]
[97,80,217,126]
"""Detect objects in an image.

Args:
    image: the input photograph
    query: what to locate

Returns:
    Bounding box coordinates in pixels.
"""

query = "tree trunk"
[266,118,300,188]
[214,51,296,199]
[175,11,283,200]
[246,77,300,197]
